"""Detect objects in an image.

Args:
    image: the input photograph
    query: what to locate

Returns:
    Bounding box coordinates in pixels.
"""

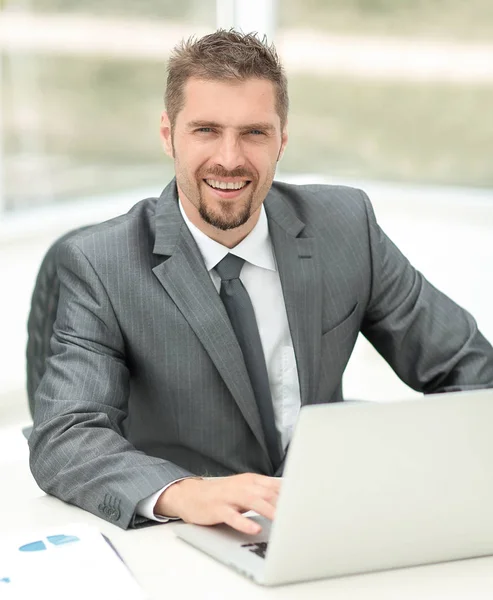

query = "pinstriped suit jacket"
[29,180,493,528]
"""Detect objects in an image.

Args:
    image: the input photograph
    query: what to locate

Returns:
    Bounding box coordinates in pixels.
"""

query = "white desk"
[3,424,493,600]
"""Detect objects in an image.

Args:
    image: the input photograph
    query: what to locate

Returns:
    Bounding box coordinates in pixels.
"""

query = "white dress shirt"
[137,200,301,521]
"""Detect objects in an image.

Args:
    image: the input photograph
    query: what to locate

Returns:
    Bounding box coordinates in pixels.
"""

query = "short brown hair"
[165,29,288,130]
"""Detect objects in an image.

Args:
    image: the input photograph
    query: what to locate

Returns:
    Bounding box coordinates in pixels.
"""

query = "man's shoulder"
[272,179,366,202]
[269,180,370,224]
[53,196,162,272]
[61,196,160,252]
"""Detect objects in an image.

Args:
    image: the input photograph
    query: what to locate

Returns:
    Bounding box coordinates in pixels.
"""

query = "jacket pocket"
[322,302,360,341]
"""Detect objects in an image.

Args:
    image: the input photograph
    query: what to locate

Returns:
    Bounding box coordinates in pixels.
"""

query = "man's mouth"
[204,179,251,191]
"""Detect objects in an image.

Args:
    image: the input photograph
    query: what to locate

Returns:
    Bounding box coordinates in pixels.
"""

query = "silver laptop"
[175,389,493,586]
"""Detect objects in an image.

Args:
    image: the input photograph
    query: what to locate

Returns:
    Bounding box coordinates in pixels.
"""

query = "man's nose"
[214,133,245,171]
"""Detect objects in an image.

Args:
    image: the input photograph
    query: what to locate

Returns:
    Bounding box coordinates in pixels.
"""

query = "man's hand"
[155,473,281,535]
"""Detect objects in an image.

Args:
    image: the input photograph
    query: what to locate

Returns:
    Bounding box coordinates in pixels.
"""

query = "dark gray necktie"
[215,253,282,469]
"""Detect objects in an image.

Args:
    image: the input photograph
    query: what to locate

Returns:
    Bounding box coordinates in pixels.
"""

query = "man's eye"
[196,127,214,133]
[249,130,265,136]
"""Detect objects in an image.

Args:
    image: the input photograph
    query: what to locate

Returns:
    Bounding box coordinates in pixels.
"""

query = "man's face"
[160,77,288,232]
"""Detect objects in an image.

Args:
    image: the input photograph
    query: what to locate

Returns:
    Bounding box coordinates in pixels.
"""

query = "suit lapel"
[151,182,270,459]
[265,188,322,407]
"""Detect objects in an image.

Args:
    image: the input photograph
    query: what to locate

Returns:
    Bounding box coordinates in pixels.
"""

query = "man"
[29,30,493,534]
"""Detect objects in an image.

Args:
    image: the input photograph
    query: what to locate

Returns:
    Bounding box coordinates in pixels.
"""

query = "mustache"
[199,166,254,180]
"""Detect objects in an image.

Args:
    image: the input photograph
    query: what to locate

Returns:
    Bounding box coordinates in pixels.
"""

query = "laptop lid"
[263,389,493,584]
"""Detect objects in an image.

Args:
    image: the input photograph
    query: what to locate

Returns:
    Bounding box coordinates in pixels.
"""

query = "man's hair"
[165,29,288,130]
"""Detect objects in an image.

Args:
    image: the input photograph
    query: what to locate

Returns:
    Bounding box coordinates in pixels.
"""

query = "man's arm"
[359,190,493,392]
[28,238,280,533]
[28,240,195,529]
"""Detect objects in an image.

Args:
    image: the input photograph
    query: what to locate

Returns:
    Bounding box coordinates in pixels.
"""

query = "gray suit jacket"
[29,181,493,528]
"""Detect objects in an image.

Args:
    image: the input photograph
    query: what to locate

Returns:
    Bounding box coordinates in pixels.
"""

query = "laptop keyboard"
[241,541,268,559]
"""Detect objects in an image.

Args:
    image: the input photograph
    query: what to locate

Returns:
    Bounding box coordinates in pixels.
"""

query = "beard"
[198,191,254,230]
[178,164,260,231]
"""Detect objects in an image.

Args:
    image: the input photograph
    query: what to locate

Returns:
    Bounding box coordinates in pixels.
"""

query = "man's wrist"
[155,477,201,518]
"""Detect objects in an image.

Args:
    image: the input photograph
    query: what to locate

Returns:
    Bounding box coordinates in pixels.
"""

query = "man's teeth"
[206,179,248,190]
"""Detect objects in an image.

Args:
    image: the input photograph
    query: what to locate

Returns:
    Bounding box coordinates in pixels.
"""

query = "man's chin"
[199,209,251,231]
[198,192,254,231]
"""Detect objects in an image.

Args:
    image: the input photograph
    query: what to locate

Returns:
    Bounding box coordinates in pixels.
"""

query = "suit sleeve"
[28,240,195,529]
[359,190,493,392]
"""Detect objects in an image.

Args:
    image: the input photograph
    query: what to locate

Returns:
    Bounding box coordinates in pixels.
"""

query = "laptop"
[175,388,493,586]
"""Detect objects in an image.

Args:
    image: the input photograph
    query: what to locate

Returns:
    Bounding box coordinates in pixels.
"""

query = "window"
[277,0,493,188]
[1,0,216,211]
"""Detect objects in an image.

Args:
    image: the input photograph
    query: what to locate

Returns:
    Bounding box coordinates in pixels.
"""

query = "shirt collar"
[178,199,276,273]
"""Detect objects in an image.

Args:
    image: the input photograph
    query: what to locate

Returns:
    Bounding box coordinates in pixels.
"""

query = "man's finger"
[223,478,280,514]
[260,489,279,507]
[248,498,276,522]
[222,507,262,535]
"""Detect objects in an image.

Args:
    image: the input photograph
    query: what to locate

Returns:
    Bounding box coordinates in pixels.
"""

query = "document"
[0,522,148,599]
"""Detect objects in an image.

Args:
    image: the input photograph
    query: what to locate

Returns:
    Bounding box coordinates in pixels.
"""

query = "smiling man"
[162,68,287,248]
[29,30,493,533]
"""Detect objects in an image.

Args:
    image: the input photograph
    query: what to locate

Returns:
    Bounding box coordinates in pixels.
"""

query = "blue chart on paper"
[47,535,80,547]
[1,577,11,583]
[19,535,80,552]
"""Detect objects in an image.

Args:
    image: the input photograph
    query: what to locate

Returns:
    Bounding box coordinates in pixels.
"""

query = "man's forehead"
[178,77,280,126]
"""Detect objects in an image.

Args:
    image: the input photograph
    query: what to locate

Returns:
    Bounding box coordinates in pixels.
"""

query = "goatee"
[198,196,253,231]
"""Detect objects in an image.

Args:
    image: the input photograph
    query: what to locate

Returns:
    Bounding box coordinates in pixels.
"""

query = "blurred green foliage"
[281,0,493,40]
[2,53,170,206]
[286,75,493,186]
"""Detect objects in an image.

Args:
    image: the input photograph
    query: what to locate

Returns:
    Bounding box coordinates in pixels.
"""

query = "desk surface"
[3,424,493,600]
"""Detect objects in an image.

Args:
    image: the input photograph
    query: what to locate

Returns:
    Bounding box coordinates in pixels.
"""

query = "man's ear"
[159,111,174,158]
[277,124,288,162]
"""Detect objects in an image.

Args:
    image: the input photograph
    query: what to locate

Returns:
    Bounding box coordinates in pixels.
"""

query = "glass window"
[1,0,216,212]
[278,0,493,188]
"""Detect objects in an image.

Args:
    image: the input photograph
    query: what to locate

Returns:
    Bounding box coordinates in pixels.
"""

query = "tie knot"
[215,253,245,281]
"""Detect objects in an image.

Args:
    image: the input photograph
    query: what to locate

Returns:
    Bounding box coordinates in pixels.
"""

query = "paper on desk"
[0,522,148,599]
